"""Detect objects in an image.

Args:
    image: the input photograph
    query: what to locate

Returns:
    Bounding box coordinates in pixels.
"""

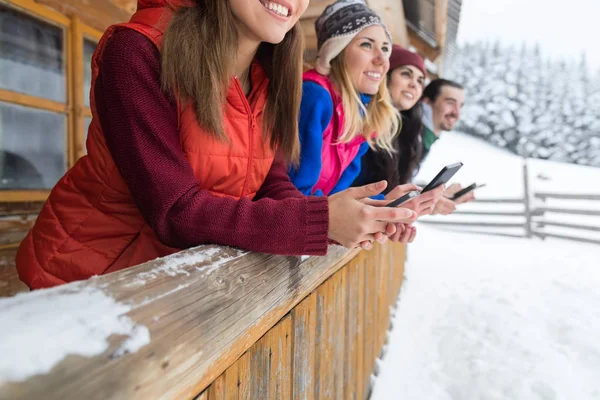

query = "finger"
[369,206,418,223]
[350,181,388,200]
[399,227,411,243]
[386,222,397,236]
[385,184,421,200]
[360,240,373,250]
[361,198,393,207]
[408,226,417,242]
[389,228,403,242]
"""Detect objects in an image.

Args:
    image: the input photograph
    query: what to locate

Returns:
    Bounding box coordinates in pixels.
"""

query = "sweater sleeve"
[288,81,333,196]
[95,29,329,256]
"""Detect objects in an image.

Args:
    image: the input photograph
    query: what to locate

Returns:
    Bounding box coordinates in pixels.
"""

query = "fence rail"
[419,159,600,245]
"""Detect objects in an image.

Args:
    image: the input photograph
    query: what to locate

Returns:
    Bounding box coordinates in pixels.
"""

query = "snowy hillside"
[447,41,600,168]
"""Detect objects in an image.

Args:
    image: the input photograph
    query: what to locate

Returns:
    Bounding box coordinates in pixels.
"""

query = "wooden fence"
[0,241,406,400]
[419,161,600,245]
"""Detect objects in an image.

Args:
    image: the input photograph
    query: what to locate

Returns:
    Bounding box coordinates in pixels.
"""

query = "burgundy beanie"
[389,45,426,76]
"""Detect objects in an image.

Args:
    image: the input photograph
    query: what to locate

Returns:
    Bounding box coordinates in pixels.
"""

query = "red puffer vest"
[16,0,275,289]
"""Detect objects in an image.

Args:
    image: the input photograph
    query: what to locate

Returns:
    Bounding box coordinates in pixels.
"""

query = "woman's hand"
[388,223,417,243]
[445,183,476,204]
[385,184,446,217]
[327,181,417,249]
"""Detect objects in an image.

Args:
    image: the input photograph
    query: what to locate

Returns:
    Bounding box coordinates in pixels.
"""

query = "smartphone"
[386,190,420,208]
[451,183,486,200]
[421,162,463,193]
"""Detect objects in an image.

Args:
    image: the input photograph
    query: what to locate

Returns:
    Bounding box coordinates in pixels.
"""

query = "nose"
[373,48,387,65]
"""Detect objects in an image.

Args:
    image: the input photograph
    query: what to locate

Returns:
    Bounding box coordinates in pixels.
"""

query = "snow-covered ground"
[372,226,600,400]
[373,132,600,400]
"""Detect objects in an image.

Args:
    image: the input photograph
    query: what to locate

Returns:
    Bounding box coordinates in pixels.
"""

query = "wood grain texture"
[0,245,359,399]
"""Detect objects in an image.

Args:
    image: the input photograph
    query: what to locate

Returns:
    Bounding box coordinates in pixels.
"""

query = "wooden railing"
[0,242,406,399]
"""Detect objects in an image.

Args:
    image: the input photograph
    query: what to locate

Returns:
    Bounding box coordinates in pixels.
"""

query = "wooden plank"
[533,220,600,233]
[0,191,49,203]
[268,316,292,400]
[0,263,28,298]
[345,258,361,400]
[0,215,36,246]
[376,243,388,363]
[362,250,375,397]
[0,202,44,215]
[36,0,133,33]
[534,192,600,201]
[0,88,67,114]
[435,0,449,51]
[6,0,70,26]
[0,245,360,399]
[236,352,251,400]
[366,0,410,47]
[207,374,226,400]
[70,15,86,165]
[332,268,347,399]
[536,207,600,217]
[314,273,336,399]
[407,28,441,62]
[291,293,316,400]
[224,361,240,400]
[248,323,271,399]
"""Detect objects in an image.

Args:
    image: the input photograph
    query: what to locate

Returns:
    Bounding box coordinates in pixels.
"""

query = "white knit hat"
[314,0,392,75]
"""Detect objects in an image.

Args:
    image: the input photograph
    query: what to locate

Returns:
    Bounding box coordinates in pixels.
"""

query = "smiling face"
[388,65,425,111]
[426,86,465,131]
[229,0,309,44]
[342,25,391,95]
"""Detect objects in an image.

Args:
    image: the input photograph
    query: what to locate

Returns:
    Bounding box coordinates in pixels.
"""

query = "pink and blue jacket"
[289,69,373,196]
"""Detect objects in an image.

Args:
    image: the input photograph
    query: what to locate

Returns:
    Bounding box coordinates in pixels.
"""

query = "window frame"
[1,0,101,202]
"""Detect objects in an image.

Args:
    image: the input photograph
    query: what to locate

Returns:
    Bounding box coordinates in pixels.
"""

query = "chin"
[360,85,380,96]
[258,28,288,44]
[399,99,417,111]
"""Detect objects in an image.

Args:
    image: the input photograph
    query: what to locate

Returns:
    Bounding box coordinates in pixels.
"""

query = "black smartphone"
[421,162,463,193]
[386,190,420,208]
[451,183,486,200]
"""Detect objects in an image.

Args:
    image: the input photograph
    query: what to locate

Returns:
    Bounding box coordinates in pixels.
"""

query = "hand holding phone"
[385,190,420,207]
[450,183,486,201]
[421,162,463,193]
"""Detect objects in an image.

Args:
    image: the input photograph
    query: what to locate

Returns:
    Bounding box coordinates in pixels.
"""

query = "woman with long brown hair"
[16,0,415,289]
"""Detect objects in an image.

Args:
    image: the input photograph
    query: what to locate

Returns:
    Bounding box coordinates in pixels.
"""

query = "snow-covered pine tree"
[447,41,600,167]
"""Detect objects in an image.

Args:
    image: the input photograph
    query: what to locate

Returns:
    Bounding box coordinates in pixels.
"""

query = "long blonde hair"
[330,50,400,154]
[161,0,303,163]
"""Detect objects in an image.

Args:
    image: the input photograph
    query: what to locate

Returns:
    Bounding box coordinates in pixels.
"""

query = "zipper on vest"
[234,76,255,197]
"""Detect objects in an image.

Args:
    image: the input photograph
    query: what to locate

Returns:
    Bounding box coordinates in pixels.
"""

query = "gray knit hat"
[314,0,392,75]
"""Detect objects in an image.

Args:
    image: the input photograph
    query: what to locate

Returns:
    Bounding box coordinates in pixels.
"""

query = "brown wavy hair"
[161,0,303,163]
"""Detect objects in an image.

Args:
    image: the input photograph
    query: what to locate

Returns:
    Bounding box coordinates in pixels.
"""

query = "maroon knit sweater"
[94,29,329,255]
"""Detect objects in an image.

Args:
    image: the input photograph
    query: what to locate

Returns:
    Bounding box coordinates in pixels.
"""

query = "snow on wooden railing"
[0,242,406,399]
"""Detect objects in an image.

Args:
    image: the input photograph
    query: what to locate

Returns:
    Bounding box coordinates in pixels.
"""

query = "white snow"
[129,246,248,286]
[373,132,600,399]
[0,286,149,384]
[372,226,600,400]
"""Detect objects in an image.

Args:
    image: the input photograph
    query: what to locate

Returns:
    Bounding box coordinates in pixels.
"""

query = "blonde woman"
[290,0,400,198]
